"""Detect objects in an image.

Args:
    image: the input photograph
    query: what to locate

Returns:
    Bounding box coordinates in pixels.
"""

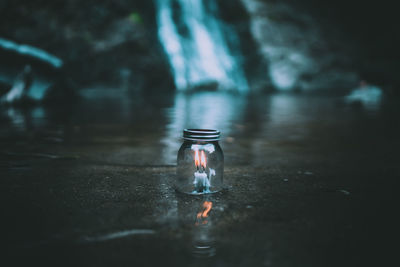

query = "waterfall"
[155,0,249,92]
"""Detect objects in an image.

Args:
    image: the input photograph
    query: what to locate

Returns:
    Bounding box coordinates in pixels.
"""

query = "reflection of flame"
[193,200,215,258]
[196,201,212,225]
[194,150,207,169]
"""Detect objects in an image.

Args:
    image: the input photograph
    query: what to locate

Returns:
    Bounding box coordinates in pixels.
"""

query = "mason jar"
[176,129,224,195]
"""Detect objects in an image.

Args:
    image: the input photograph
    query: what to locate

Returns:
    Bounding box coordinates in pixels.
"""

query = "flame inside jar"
[195,150,207,170]
[193,149,210,193]
[200,151,207,169]
[194,150,200,168]
[176,129,224,195]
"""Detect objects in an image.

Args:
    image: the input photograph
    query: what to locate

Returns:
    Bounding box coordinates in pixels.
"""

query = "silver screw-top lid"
[183,129,220,141]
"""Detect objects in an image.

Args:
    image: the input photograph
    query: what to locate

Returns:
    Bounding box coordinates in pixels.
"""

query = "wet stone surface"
[1,91,399,266]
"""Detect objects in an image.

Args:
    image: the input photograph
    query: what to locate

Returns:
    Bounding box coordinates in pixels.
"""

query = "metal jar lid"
[183,129,220,141]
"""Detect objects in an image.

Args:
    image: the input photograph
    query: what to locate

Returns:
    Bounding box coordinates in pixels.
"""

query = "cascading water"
[155,0,249,92]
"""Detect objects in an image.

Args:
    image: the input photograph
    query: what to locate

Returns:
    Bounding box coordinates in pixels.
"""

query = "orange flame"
[194,150,207,168]
[200,151,207,169]
[202,201,212,217]
[196,201,212,220]
[194,150,200,167]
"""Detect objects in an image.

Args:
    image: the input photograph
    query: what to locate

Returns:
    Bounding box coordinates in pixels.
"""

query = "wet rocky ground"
[1,91,399,266]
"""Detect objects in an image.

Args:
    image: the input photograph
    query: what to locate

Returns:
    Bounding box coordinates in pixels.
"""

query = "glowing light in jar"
[193,149,210,193]
[200,151,206,169]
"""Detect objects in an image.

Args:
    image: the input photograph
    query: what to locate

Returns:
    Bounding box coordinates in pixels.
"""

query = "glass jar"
[176,129,224,195]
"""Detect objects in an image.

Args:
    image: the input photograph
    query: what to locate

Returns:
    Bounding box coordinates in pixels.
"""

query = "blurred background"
[1,0,400,97]
[1,0,399,145]
[1,0,400,160]
[1,0,400,266]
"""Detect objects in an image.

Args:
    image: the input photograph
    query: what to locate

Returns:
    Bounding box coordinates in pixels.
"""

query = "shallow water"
[1,90,399,266]
[0,90,395,165]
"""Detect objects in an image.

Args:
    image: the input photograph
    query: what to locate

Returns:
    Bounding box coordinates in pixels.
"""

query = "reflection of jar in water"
[176,129,224,195]
[192,200,216,258]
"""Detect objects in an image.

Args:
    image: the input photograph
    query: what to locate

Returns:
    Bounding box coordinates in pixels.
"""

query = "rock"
[241,0,359,91]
